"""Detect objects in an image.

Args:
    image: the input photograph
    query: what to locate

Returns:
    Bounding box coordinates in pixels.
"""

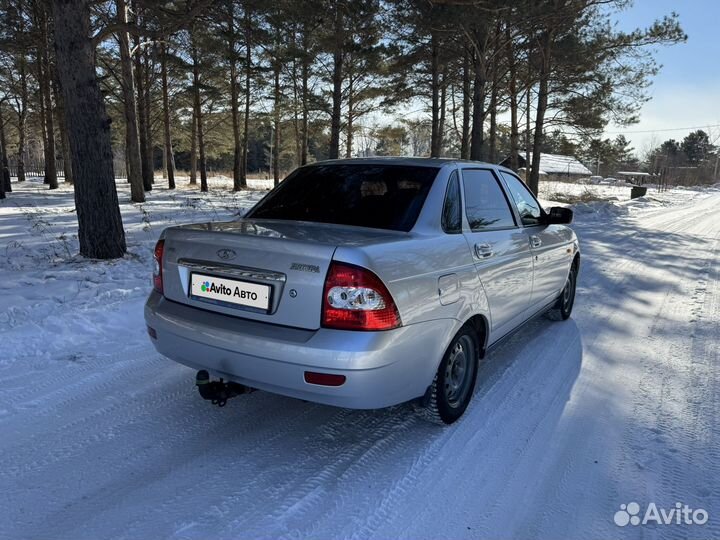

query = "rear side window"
[246,164,439,232]
[499,172,542,226]
[462,169,516,231]
[442,171,462,234]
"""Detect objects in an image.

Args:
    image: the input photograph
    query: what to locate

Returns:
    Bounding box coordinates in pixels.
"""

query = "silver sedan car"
[145,158,579,424]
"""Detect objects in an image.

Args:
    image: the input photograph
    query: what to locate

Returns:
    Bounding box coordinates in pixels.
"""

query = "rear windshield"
[246,164,439,231]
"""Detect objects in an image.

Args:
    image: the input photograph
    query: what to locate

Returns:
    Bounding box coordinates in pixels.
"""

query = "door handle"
[474,243,494,259]
[530,235,542,248]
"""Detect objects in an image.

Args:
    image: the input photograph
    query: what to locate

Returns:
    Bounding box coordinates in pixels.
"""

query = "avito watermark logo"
[614,502,709,527]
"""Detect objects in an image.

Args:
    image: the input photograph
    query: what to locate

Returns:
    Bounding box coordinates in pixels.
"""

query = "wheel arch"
[463,313,489,359]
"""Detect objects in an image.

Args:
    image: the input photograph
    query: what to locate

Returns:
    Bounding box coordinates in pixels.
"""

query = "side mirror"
[546,206,573,225]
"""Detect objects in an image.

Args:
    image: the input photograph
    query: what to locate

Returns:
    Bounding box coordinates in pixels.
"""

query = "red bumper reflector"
[147,325,157,339]
[304,371,346,387]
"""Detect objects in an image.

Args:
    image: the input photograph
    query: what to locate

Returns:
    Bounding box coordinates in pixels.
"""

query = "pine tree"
[51,0,127,259]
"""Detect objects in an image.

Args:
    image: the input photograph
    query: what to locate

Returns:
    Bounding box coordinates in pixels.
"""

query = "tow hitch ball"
[195,370,252,407]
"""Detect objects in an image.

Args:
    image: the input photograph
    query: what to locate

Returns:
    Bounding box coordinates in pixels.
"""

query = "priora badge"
[217,248,237,261]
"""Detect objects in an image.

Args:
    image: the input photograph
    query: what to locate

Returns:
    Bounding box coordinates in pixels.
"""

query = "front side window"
[462,169,516,231]
[441,171,462,234]
[499,172,542,226]
[246,164,439,232]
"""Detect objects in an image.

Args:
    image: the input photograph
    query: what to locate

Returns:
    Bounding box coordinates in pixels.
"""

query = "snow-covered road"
[1,180,719,539]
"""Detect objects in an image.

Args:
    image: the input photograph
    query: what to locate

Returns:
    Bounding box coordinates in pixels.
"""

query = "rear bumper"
[144,291,457,409]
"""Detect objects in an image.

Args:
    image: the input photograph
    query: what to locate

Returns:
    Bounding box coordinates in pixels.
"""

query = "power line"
[604,123,720,135]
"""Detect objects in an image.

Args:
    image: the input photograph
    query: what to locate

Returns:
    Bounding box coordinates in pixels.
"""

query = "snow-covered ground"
[1,176,719,539]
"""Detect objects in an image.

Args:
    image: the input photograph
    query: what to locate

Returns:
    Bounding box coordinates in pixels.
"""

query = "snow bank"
[539,179,717,218]
[0,176,266,369]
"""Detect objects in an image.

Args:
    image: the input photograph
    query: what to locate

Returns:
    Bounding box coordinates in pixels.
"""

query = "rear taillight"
[153,239,164,294]
[321,261,401,331]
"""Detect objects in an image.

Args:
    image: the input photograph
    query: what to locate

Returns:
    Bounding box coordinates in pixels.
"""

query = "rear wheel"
[547,262,578,321]
[417,326,479,425]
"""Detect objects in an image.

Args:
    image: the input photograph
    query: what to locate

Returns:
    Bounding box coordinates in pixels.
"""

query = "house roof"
[617,171,651,177]
[501,152,592,176]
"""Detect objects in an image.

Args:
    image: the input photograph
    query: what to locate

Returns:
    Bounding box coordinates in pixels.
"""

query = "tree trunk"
[272,59,280,186]
[160,42,175,189]
[470,48,486,160]
[191,36,208,192]
[292,50,301,164]
[16,100,27,183]
[438,72,447,157]
[461,45,470,160]
[51,0,126,259]
[38,4,58,189]
[143,48,153,184]
[488,75,497,164]
[300,32,309,165]
[190,105,197,184]
[328,1,343,160]
[0,106,11,193]
[228,0,242,191]
[345,66,353,158]
[525,35,532,179]
[487,21,500,164]
[41,55,57,189]
[116,0,145,202]
[36,49,48,183]
[241,5,251,185]
[506,24,519,172]
[0,153,4,197]
[17,54,28,182]
[430,30,440,157]
[528,30,552,195]
[132,18,153,192]
[52,70,73,183]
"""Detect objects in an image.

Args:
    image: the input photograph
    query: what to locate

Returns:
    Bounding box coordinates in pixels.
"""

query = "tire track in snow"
[161,406,422,539]
[345,322,581,540]
[609,211,720,539]
[111,402,354,540]
[0,354,190,480]
[523,200,720,538]
[403,327,580,540]
[240,409,420,538]
[9,391,324,539]
[0,342,164,423]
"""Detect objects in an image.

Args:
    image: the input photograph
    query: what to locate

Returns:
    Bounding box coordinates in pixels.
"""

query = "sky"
[606,0,720,156]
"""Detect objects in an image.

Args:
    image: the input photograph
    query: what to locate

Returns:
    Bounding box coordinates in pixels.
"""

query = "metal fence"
[7,156,128,179]
[7,157,65,178]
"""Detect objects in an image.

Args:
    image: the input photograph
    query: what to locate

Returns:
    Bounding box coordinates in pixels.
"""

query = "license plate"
[190,273,270,311]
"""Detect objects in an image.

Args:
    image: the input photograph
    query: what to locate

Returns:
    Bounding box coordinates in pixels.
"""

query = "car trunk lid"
[160,219,405,330]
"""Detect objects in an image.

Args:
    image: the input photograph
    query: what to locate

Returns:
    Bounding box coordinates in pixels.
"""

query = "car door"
[460,168,533,334]
[498,171,570,308]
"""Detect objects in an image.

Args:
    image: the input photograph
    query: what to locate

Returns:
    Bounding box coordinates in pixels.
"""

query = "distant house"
[499,152,592,181]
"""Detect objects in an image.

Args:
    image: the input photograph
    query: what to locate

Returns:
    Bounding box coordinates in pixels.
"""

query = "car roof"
[308,156,502,169]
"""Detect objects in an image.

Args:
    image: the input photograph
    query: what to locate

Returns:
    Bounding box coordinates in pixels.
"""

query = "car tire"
[547,261,578,321]
[416,326,479,425]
